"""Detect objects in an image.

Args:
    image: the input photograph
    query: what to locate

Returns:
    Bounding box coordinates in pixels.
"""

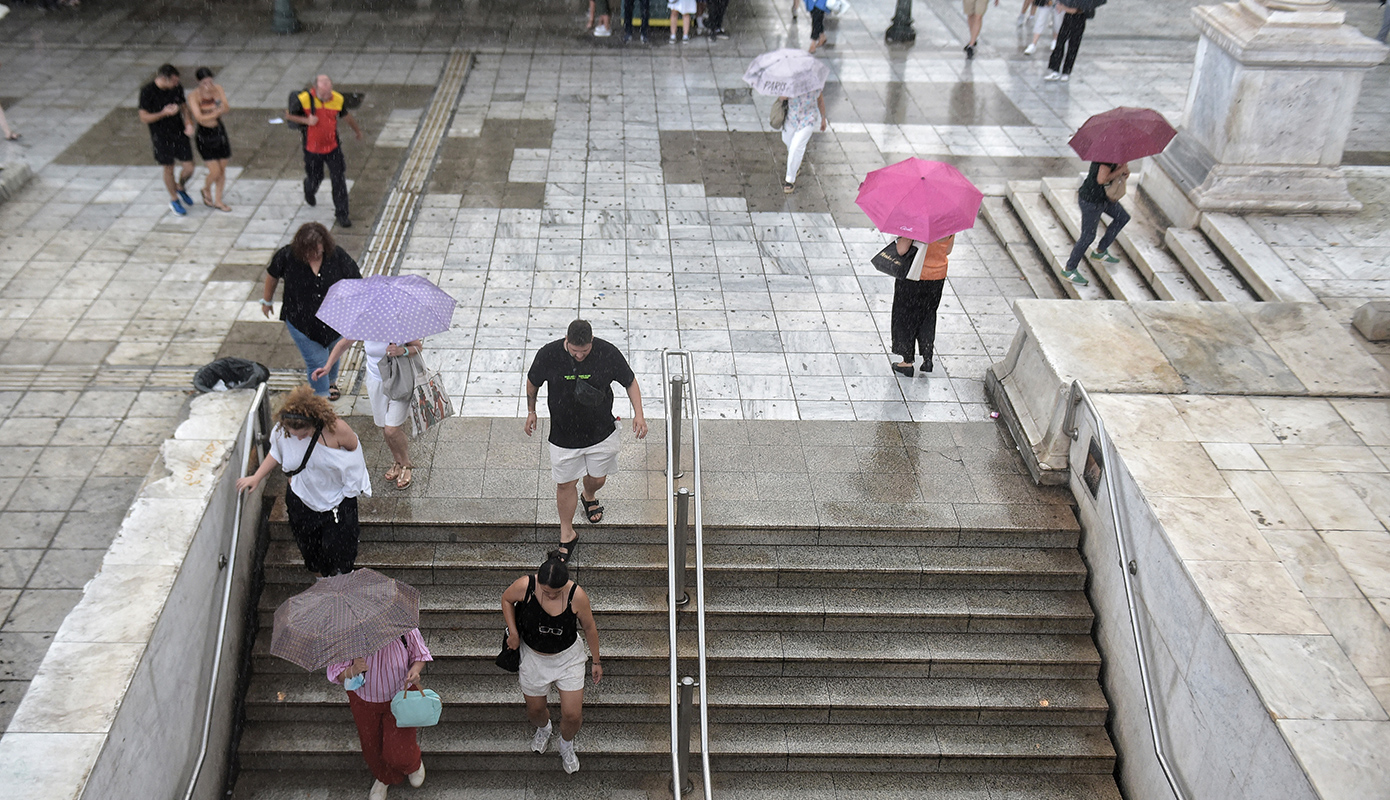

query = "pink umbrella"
[1069,107,1177,164]
[855,158,984,242]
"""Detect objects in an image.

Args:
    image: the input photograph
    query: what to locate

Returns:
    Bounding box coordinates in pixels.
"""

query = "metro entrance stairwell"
[232,398,1119,798]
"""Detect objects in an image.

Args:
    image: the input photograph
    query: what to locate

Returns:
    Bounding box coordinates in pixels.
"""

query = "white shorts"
[549,429,621,485]
[366,376,410,429]
[519,639,588,697]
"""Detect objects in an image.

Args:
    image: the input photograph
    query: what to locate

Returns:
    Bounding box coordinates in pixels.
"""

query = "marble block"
[0,732,106,800]
[6,641,145,734]
[1131,302,1304,395]
[1013,300,1184,395]
[1352,302,1390,342]
[1278,719,1390,800]
[1149,495,1278,561]
[1187,560,1329,634]
[1239,304,1390,396]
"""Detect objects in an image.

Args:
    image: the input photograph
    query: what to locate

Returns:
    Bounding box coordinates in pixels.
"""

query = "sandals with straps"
[580,493,603,524]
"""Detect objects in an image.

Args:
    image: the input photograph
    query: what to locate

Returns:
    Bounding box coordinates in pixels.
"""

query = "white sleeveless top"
[269,424,372,512]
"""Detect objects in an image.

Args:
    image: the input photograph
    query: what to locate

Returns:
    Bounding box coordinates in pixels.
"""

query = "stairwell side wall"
[1066,403,1319,800]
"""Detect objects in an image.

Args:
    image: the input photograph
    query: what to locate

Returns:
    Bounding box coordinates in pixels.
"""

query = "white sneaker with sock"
[1023,42,1036,54]
[408,760,425,788]
[558,737,580,774]
[1059,73,1070,82]
[1044,71,1061,81]
[532,722,553,753]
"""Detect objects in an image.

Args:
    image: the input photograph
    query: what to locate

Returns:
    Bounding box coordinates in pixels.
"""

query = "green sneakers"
[1060,269,1089,286]
[1089,249,1120,263]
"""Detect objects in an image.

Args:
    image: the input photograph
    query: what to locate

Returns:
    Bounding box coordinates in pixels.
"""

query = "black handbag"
[870,241,918,279]
[570,354,605,408]
[495,628,520,672]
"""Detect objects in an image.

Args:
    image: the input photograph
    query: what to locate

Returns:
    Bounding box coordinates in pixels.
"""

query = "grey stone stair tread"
[245,672,1107,713]
[263,541,1089,578]
[1103,185,1207,301]
[1005,182,1107,301]
[1164,227,1258,302]
[1200,212,1318,303]
[251,628,1100,667]
[257,582,1093,623]
[1039,177,1157,303]
[238,720,1116,760]
[230,768,1122,800]
[981,195,1066,301]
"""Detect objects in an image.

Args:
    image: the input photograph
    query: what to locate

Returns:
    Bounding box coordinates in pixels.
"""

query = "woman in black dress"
[189,67,233,211]
[261,222,362,399]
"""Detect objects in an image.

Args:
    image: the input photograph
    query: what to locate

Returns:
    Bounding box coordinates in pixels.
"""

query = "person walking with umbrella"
[1060,107,1176,285]
[236,386,371,576]
[855,159,983,376]
[1043,0,1102,81]
[270,569,432,800]
[501,551,602,775]
[309,274,459,492]
[744,49,831,194]
[262,221,362,400]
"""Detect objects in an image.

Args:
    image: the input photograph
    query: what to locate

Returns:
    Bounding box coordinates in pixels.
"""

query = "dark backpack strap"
[283,425,323,478]
[566,582,578,610]
[525,574,535,603]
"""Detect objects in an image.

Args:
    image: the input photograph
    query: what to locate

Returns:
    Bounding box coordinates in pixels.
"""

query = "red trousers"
[347,690,422,785]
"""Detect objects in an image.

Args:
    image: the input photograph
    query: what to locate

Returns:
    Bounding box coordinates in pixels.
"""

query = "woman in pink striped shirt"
[328,628,433,800]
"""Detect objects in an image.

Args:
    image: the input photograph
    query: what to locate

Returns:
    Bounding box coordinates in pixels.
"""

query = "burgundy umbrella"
[855,158,984,242]
[1068,107,1177,164]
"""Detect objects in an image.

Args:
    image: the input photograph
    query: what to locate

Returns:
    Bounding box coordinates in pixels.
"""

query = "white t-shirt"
[268,424,372,512]
[362,340,389,382]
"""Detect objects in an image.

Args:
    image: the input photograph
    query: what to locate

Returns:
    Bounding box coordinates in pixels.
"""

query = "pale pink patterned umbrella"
[270,569,420,670]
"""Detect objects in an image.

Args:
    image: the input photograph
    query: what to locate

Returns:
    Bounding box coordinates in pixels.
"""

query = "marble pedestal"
[1149,0,1387,226]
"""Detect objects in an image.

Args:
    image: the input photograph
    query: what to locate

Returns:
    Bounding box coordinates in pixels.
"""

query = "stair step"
[244,672,1109,726]
[252,628,1101,679]
[980,196,1066,300]
[1199,212,1318,303]
[236,720,1117,774]
[231,768,1123,800]
[1039,177,1157,303]
[1163,227,1258,302]
[262,541,1090,590]
[1004,181,1108,300]
[257,582,1094,634]
[1103,185,1208,301]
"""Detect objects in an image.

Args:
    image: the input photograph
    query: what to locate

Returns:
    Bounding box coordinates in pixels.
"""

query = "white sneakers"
[408,760,426,788]
[558,737,580,774]
[531,721,553,753]
[369,780,388,800]
[593,23,611,36]
[1023,42,1036,54]
[1044,71,1061,81]
[1060,73,1070,82]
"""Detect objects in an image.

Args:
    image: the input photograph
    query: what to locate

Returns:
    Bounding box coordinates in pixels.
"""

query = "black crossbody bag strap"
[283,425,323,477]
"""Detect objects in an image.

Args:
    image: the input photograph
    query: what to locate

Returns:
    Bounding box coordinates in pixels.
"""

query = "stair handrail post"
[674,488,691,607]
[676,676,696,795]
[669,373,686,479]
[1069,380,1190,800]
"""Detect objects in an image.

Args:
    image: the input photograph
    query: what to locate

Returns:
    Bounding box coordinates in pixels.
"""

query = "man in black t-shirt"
[525,319,648,561]
[137,64,196,217]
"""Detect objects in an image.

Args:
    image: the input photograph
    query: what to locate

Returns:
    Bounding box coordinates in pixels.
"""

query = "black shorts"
[810,8,825,40]
[151,133,193,166]
[195,122,231,161]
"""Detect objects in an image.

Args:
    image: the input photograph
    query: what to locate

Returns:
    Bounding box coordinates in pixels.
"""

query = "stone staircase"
[984,174,1319,305]
[230,493,1121,798]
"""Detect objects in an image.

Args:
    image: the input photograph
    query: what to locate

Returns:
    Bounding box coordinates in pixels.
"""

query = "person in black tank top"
[500,552,601,774]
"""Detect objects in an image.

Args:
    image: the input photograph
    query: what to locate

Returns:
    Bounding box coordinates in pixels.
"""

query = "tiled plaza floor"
[0,0,1387,735]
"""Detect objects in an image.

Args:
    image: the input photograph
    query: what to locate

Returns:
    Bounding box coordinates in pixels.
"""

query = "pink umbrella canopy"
[1068,107,1177,164]
[855,158,984,242]
[270,569,421,670]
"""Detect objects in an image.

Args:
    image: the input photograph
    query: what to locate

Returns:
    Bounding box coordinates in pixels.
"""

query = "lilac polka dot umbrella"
[315,275,456,343]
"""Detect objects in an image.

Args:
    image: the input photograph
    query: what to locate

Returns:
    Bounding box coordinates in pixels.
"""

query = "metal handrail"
[662,349,712,800]
[183,384,271,800]
[1064,381,1188,800]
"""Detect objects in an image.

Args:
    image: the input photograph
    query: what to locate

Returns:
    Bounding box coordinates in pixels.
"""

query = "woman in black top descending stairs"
[501,552,602,775]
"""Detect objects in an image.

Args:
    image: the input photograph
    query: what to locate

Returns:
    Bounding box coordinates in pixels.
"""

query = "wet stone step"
[237,720,1116,774]
[251,629,1101,680]
[244,672,1109,727]
[230,767,1123,800]
[261,541,1090,591]
[256,583,1095,635]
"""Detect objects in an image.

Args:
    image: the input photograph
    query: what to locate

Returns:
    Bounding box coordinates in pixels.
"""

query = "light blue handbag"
[390,686,442,727]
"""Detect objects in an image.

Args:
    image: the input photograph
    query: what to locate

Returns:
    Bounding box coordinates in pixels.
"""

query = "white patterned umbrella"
[314,275,456,343]
[743,49,831,98]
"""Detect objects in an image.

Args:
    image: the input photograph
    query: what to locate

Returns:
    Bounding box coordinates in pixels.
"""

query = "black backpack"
[286,88,315,133]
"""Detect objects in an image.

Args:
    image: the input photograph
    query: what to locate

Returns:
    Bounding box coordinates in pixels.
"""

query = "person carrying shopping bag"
[889,233,954,377]
[329,628,433,800]
[315,336,425,490]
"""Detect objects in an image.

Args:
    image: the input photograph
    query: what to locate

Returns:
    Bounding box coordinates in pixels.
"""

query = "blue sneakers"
[169,199,187,216]
[176,188,194,206]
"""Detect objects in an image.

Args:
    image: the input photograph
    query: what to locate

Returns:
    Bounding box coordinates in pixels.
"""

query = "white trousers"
[782,125,816,184]
[1033,4,1062,37]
